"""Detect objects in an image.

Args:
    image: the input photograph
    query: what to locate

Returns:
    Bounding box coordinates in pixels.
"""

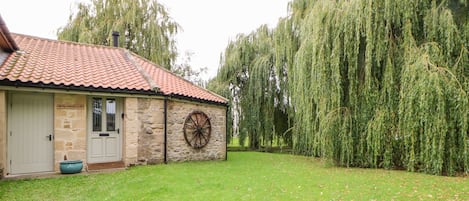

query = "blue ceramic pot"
[60,160,83,174]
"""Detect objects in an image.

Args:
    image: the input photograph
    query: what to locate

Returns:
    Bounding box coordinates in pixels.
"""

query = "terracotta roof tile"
[0,34,227,104]
[0,34,151,91]
[132,53,227,104]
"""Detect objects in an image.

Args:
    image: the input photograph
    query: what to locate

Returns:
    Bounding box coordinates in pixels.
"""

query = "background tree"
[211,0,469,176]
[172,51,208,87]
[58,0,179,69]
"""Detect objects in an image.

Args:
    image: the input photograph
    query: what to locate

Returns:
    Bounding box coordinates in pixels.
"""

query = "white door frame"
[7,92,54,174]
[87,97,122,163]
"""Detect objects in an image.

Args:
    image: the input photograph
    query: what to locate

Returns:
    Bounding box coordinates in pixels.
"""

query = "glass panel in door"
[106,99,116,131]
[92,98,102,132]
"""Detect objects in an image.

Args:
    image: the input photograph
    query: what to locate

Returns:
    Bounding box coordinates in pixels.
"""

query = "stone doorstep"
[87,161,126,171]
[2,172,61,180]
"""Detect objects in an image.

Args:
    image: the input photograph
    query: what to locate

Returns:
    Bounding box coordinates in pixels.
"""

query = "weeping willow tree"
[212,0,469,175]
[290,0,468,175]
[57,0,178,68]
[209,25,292,149]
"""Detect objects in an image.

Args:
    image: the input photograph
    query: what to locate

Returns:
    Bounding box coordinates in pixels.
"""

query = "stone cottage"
[0,16,227,177]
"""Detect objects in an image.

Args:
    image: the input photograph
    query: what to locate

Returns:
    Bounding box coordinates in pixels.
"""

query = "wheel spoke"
[201,132,209,142]
[190,133,198,143]
[185,122,196,129]
[196,113,202,124]
[200,127,209,137]
[201,123,210,129]
[200,118,209,128]
[198,135,203,147]
[190,115,198,126]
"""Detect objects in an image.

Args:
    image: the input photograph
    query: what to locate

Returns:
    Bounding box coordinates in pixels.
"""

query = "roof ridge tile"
[11,33,122,51]
[123,50,160,92]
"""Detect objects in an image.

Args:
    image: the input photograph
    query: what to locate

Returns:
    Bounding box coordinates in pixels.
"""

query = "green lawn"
[1,152,468,200]
[228,137,247,147]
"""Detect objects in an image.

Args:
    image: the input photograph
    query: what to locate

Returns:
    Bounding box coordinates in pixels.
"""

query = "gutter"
[0,80,157,95]
[167,93,228,107]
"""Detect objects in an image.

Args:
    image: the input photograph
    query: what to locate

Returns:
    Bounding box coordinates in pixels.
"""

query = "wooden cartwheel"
[183,111,211,149]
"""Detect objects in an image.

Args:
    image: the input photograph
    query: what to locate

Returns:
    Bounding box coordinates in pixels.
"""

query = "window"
[106,99,116,131]
[92,98,118,132]
[92,98,102,131]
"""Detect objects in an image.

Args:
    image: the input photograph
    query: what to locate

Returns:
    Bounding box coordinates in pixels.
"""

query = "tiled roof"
[0,34,227,104]
[133,54,227,103]
[0,34,152,92]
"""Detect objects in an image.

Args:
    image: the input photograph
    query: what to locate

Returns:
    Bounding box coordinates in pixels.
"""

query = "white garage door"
[8,93,54,174]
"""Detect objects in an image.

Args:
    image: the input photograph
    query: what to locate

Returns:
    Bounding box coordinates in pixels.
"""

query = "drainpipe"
[163,97,168,164]
[225,104,229,161]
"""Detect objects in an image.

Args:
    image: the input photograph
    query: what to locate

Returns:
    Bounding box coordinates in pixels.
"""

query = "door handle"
[46,134,52,141]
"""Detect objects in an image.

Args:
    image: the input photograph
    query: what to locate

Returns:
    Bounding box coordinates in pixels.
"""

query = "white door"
[87,97,122,163]
[8,93,54,174]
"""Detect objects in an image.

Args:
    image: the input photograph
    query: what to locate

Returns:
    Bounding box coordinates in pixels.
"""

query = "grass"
[228,137,286,148]
[228,137,247,147]
[1,152,468,200]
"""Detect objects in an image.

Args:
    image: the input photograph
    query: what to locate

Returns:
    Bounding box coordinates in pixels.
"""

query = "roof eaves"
[0,79,157,95]
[158,67,228,103]
[168,93,229,107]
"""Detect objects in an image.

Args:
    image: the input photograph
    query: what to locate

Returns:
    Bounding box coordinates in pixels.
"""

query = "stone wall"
[136,98,165,164]
[166,100,226,162]
[0,91,6,177]
[123,97,139,166]
[126,98,226,164]
[54,94,87,172]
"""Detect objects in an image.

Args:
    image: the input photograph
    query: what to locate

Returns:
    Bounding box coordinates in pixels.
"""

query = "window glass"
[106,99,116,131]
[92,98,102,131]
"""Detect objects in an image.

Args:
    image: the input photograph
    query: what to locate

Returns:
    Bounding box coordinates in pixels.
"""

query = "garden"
[1,152,468,200]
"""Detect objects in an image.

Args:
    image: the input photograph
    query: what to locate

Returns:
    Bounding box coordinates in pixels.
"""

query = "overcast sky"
[0,0,290,80]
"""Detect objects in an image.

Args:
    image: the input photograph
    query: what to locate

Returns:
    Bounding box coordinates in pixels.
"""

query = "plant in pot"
[60,155,83,174]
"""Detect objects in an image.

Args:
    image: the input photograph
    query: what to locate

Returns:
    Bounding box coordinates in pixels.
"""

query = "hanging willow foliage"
[209,25,292,149]
[399,43,468,175]
[57,0,179,69]
[210,0,468,176]
[289,0,469,175]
